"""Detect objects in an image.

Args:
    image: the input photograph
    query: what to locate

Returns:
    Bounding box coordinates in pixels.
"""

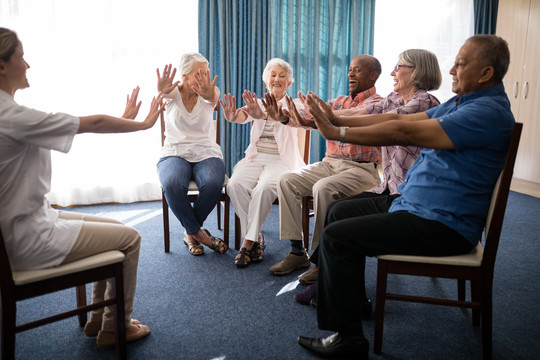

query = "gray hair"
[262,58,294,86]
[0,27,19,62]
[178,52,209,84]
[466,35,510,83]
[399,49,442,91]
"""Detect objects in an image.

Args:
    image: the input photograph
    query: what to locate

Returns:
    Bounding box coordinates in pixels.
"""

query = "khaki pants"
[277,157,380,249]
[60,211,141,331]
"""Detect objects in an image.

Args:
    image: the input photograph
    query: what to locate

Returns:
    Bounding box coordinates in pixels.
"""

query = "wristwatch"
[339,126,349,143]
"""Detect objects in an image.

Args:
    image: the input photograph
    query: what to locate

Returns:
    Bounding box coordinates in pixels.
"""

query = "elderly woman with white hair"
[221,58,306,268]
[156,53,228,256]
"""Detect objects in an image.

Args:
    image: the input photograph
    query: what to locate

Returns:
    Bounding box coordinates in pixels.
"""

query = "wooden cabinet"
[497,0,540,197]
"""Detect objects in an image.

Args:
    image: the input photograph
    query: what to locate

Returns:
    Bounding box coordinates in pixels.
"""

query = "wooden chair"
[373,122,523,360]
[233,128,311,250]
[301,194,314,249]
[160,105,230,252]
[0,228,127,360]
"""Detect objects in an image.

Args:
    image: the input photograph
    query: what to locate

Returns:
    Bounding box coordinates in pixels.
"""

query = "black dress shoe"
[298,332,369,359]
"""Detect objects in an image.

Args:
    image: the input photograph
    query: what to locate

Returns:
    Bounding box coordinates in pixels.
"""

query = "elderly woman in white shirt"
[156,53,228,256]
[221,58,305,268]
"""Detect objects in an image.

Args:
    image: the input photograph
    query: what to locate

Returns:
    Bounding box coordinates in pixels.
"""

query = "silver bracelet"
[339,126,349,143]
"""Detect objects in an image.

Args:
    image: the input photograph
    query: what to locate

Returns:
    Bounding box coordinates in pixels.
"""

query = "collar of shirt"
[452,82,507,106]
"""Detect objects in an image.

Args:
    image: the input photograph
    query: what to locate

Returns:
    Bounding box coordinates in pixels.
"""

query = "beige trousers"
[60,211,141,332]
[277,157,380,249]
[227,152,289,242]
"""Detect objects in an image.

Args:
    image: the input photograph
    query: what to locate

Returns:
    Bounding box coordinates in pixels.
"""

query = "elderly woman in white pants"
[221,58,305,268]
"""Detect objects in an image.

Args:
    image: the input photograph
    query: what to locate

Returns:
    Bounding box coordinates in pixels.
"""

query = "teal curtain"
[474,0,499,34]
[199,0,376,174]
[199,0,270,175]
[268,0,375,163]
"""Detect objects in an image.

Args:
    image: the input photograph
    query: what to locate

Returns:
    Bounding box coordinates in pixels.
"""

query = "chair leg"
[481,280,493,360]
[76,285,88,326]
[471,280,481,327]
[217,201,222,230]
[113,263,127,360]
[1,297,17,360]
[457,279,466,301]
[374,261,389,354]
[301,196,310,249]
[162,193,170,253]
[223,198,230,247]
[235,213,241,250]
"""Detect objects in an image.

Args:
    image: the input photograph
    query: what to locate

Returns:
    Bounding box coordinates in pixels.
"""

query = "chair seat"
[378,243,483,267]
[12,250,125,285]
[187,175,229,193]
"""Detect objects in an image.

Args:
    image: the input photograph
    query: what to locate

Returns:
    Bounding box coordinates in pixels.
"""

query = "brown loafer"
[269,250,310,275]
[96,323,150,347]
[234,247,251,268]
[84,318,141,337]
[299,265,318,285]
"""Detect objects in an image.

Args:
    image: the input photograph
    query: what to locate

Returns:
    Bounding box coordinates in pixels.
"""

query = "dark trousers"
[316,194,475,335]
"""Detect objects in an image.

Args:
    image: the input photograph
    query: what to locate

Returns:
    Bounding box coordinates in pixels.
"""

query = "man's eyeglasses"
[394,65,414,72]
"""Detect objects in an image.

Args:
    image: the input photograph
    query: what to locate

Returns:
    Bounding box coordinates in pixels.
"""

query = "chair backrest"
[297,128,311,164]
[0,228,16,291]
[160,104,221,147]
[482,122,522,271]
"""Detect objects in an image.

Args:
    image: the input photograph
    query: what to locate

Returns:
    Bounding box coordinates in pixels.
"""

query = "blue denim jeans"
[157,156,225,235]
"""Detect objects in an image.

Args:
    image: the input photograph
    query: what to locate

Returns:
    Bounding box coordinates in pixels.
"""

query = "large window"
[1,0,198,205]
[373,0,474,103]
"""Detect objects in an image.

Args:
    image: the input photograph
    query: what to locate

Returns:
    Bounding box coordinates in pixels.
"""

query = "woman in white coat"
[221,58,305,268]
[0,27,163,347]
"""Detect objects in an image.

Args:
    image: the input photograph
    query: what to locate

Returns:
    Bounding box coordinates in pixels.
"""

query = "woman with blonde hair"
[157,53,228,256]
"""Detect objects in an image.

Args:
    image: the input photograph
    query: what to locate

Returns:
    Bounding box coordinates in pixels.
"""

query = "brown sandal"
[204,229,228,254]
[184,237,204,256]
[234,247,251,267]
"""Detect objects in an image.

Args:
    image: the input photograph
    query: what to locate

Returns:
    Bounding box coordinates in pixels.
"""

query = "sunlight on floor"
[276,279,301,296]
[94,208,163,227]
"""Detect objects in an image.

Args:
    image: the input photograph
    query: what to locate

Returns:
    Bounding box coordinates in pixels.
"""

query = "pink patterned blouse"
[364,90,440,194]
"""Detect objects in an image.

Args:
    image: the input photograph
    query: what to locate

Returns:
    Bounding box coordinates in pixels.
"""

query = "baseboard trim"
[511,177,540,198]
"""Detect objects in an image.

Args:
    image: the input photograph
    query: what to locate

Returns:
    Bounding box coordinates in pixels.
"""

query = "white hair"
[178,52,209,84]
[262,58,295,85]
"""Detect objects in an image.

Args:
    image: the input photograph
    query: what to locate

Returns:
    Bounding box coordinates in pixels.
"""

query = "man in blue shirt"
[292,35,515,359]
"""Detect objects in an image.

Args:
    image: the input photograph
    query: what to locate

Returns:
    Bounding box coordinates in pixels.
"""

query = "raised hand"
[122,86,142,119]
[219,93,247,123]
[297,91,312,115]
[242,90,265,119]
[283,95,316,128]
[156,64,180,94]
[305,92,340,140]
[192,68,218,101]
[142,92,165,129]
[261,93,279,120]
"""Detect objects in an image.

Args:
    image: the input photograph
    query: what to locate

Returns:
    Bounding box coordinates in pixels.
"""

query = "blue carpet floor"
[12,191,540,359]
